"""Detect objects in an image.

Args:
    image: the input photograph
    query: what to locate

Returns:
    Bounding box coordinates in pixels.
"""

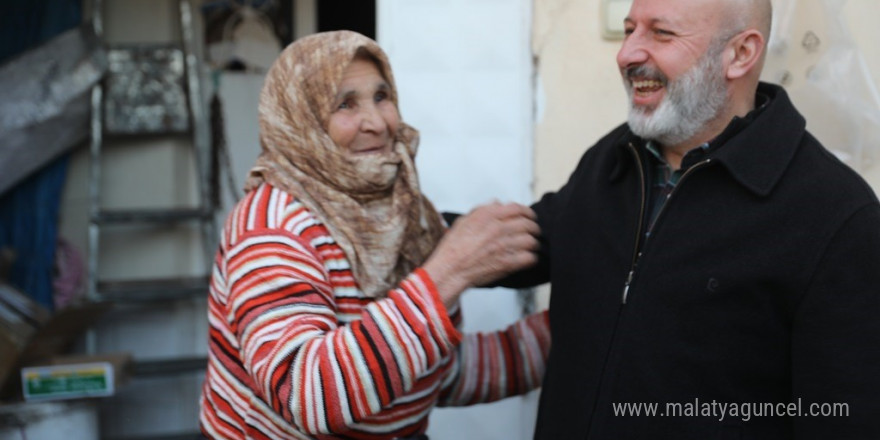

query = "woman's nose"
[359,103,385,133]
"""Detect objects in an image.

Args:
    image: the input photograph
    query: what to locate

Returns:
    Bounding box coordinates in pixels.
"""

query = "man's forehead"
[628,0,722,22]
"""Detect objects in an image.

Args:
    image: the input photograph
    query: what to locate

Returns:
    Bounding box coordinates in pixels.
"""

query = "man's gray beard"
[625,44,729,147]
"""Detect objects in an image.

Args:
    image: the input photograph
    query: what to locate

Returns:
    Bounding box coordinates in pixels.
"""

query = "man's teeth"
[632,80,663,90]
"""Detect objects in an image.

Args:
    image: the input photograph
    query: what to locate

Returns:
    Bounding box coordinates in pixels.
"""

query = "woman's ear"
[726,29,765,80]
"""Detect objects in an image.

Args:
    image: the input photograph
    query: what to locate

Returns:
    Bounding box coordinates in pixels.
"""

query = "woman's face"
[327,57,400,156]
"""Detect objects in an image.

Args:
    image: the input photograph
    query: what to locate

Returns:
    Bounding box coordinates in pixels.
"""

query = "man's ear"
[725,30,765,80]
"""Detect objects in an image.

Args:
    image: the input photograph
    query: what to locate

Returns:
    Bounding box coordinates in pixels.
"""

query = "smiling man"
[505,0,880,438]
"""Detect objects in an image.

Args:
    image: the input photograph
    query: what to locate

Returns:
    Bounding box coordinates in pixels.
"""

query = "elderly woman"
[199,31,550,439]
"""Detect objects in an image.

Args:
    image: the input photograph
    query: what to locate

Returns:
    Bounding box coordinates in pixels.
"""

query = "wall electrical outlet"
[601,0,633,40]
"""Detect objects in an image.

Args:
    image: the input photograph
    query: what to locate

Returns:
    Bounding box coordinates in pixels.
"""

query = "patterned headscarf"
[244,30,445,298]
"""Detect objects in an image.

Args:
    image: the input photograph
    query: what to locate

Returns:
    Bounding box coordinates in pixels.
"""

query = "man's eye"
[655,29,674,36]
[375,91,389,102]
[624,27,634,36]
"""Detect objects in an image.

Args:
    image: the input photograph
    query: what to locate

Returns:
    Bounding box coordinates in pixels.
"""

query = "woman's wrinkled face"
[327,57,400,156]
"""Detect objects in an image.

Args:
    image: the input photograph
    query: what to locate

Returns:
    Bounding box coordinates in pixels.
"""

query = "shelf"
[95,276,209,304]
[92,208,211,225]
[131,356,207,377]
[102,129,193,141]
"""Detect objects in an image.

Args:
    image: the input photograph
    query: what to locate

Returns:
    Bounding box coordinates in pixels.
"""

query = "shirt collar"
[645,140,710,171]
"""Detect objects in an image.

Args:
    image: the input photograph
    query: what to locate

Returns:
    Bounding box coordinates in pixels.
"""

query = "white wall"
[378,1,540,439]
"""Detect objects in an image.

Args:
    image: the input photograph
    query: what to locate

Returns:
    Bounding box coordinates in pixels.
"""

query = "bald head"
[618,0,774,152]
[721,0,772,40]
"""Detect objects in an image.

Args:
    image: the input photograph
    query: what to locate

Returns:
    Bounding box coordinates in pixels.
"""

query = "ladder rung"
[102,129,193,140]
[131,356,207,377]
[104,431,204,440]
[96,276,209,303]
[93,208,211,225]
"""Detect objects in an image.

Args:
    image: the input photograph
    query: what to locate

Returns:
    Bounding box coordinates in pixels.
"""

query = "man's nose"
[616,34,649,71]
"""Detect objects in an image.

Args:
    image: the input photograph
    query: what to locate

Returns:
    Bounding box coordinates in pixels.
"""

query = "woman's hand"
[422,202,540,307]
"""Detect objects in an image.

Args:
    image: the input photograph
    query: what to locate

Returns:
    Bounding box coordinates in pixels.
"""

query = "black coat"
[513,83,880,439]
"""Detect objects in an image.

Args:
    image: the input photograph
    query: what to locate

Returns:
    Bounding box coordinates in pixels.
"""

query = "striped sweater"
[199,184,551,439]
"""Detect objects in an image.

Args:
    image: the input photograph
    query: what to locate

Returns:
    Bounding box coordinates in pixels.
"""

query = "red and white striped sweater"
[199,184,551,439]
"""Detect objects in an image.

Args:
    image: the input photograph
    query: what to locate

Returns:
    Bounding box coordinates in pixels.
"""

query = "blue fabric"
[0,155,70,309]
[0,0,81,309]
[0,0,82,64]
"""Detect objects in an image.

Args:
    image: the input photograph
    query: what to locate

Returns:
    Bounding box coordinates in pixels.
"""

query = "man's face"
[617,0,730,146]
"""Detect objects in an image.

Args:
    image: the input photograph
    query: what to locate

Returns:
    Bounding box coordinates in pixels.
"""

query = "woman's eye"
[374,91,388,102]
[337,99,352,110]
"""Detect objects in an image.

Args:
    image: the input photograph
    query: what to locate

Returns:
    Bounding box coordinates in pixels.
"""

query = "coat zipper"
[621,142,646,304]
[621,142,712,304]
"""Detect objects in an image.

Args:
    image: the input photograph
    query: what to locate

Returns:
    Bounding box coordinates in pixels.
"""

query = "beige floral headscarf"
[244,30,445,298]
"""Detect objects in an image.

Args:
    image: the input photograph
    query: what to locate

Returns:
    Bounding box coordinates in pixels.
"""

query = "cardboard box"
[0,283,50,391]
[20,353,130,401]
[22,361,114,401]
[0,284,115,400]
[18,301,111,362]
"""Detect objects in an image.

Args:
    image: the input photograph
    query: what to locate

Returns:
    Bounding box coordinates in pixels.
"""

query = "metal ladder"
[85,0,215,438]
[87,0,215,305]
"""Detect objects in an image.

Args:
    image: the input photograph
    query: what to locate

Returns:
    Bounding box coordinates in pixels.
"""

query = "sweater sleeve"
[223,227,462,435]
[792,203,880,439]
[436,309,551,406]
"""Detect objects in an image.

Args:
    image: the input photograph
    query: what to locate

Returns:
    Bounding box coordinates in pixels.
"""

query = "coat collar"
[611,82,807,197]
[710,83,806,196]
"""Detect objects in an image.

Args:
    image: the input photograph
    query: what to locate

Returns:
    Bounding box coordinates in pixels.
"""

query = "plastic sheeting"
[763,0,880,172]
[0,25,107,196]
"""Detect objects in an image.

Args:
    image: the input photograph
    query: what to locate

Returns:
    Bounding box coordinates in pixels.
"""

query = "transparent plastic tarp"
[763,0,880,173]
[0,25,106,195]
